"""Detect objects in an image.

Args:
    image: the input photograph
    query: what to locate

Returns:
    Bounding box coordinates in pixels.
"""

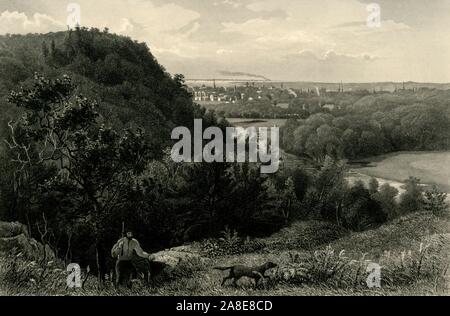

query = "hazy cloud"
[1,0,450,82]
[0,10,64,34]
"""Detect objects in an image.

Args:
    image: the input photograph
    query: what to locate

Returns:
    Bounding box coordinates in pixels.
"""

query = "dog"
[214,262,278,288]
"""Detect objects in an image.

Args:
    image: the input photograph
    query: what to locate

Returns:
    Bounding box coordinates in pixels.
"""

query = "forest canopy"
[281,92,450,161]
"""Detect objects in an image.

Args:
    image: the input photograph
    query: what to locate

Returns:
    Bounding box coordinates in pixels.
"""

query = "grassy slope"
[174,213,449,296]
[2,212,448,296]
[330,212,450,256]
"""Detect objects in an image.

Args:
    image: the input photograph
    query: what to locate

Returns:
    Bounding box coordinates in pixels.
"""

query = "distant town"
[186,79,445,119]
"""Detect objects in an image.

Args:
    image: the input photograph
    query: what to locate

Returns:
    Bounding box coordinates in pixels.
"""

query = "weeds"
[274,241,448,293]
[380,238,449,290]
[201,226,266,257]
[0,250,67,295]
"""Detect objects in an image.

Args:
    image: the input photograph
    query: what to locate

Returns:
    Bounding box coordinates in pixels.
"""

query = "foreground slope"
[1,212,448,295]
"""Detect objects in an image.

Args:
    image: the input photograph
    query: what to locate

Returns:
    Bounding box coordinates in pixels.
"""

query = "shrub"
[423,186,449,217]
[265,221,348,251]
[201,227,266,257]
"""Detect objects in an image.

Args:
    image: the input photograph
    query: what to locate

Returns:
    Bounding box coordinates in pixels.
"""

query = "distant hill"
[349,89,450,113]
[189,81,450,91]
[272,81,450,92]
[0,27,203,155]
[186,79,450,95]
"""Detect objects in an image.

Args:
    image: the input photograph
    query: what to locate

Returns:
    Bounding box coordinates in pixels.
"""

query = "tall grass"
[1,213,448,296]
[274,241,448,293]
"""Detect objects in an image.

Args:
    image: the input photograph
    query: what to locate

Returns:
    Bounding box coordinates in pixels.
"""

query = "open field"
[226,118,288,129]
[351,151,450,193]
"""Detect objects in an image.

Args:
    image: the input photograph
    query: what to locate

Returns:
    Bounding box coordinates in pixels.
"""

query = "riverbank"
[349,151,450,193]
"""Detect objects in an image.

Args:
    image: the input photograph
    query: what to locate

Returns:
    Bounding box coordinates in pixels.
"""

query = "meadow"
[226,118,288,129]
[351,151,450,193]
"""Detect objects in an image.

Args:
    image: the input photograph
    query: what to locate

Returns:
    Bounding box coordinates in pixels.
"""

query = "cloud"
[356,0,450,28]
[330,19,410,33]
[72,0,203,59]
[216,48,233,55]
[293,49,321,61]
[323,50,379,62]
[2,0,449,82]
[331,21,366,29]
[117,18,135,34]
[0,10,64,34]
[290,50,378,63]
[174,21,201,38]
[217,0,243,9]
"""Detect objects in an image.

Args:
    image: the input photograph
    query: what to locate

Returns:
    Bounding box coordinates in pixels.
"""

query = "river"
[227,117,450,199]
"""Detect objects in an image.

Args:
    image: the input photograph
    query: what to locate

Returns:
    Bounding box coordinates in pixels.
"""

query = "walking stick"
[121,221,125,256]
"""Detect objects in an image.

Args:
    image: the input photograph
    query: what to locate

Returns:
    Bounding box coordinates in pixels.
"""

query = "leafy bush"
[265,221,348,251]
[201,227,266,257]
[423,186,449,217]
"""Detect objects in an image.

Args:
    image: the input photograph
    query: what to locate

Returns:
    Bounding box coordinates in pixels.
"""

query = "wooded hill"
[0,27,203,156]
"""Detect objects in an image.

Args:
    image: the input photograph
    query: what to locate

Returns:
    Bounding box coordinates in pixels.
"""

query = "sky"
[1,0,449,82]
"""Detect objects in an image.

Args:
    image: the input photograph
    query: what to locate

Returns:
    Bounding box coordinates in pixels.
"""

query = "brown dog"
[214,262,278,287]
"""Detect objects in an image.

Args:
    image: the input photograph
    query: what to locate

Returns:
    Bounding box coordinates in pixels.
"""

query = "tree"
[368,177,379,195]
[310,157,348,224]
[292,125,314,155]
[305,133,324,163]
[341,128,359,159]
[290,167,310,202]
[6,74,151,285]
[373,183,399,220]
[332,117,350,130]
[398,177,424,215]
[316,124,342,159]
[359,130,380,156]
[50,39,56,58]
[342,180,386,231]
[423,186,448,217]
[265,176,300,225]
[279,177,299,224]
[42,42,49,58]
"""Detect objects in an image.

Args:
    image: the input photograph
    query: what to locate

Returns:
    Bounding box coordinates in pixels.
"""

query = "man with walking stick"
[111,228,155,288]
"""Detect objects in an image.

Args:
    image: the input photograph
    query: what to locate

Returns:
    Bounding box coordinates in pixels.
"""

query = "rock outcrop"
[0,221,28,238]
[129,245,209,282]
[0,221,54,260]
[152,245,208,268]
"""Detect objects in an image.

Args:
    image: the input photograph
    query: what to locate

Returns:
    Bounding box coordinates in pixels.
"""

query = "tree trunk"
[335,202,341,226]
[95,243,104,290]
